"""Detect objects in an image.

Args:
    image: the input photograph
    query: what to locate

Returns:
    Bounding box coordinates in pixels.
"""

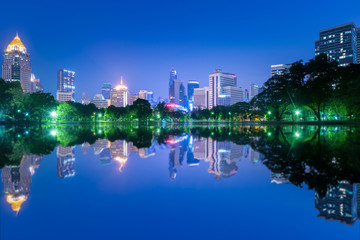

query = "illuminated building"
[193,87,209,110]
[193,137,208,160]
[30,73,43,92]
[56,146,75,178]
[357,28,360,64]
[57,69,75,101]
[218,86,243,106]
[249,83,259,101]
[169,68,178,103]
[2,33,32,93]
[1,155,42,214]
[57,91,74,102]
[315,22,358,66]
[244,89,249,102]
[315,181,357,225]
[110,76,129,107]
[271,64,291,76]
[139,90,147,99]
[187,80,199,110]
[130,94,139,105]
[110,140,129,172]
[167,134,189,179]
[209,69,237,109]
[91,139,110,155]
[91,94,109,109]
[206,139,242,179]
[102,83,112,99]
[81,92,90,105]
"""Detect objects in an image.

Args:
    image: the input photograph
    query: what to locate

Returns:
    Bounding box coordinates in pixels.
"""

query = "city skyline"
[1,0,359,100]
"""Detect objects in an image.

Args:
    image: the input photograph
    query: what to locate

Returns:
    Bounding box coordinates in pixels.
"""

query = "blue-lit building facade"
[57,69,75,99]
[315,22,359,66]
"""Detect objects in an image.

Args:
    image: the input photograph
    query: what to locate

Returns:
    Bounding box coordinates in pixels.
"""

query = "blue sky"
[1,0,360,100]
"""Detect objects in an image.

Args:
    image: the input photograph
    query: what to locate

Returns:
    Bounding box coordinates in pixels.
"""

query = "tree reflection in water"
[1,124,360,224]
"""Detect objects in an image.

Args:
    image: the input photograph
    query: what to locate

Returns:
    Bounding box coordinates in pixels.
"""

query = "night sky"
[1,0,359,100]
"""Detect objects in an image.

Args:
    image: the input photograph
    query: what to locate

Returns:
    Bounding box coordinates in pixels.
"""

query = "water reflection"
[1,125,360,227]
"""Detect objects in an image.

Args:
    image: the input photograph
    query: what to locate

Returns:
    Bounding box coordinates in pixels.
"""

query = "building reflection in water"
[167,134,189,179]
[315,181,358,225]
[57,145,76,178]
[110,140,129,172]
[1,155,42,214]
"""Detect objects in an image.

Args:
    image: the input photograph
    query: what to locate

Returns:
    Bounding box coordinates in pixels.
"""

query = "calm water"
[1,125,360,239]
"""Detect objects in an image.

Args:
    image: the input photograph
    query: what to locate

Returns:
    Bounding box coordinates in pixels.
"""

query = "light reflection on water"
[1,125,360,239]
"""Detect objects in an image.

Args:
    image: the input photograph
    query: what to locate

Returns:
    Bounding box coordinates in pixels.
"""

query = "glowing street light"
[50,111,57,117]
[98,114,102,117]
[268,111,271,115]
[295,110,300,115]
[295,132,300,137]
[50,130,57,136]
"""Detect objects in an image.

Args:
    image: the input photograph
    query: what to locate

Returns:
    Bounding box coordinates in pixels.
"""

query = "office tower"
[193,87,209,110]
[139,90,147,99]
[249,83,259,101]
[271,64,291,76]
[110,76,129,107]
[56,146,75,178]
[179,82,187,108]
[208,69,237,109]
[2,33,32,93]
[169,68,178,102]
[57,91,74,102]
[146,91,154,105]
[193,137,208,160]
[315,181,357,225]
[171,79,182,104]
[218,86,243,106]
[130,94,139,105]
[30,73,43,92]
[81,92,90,105]
[91,94,109,109]
[57,69,75,101]
[315,22,358,66]
[101,83,112,99]
[187,80,200,101]
[244,89,249,102]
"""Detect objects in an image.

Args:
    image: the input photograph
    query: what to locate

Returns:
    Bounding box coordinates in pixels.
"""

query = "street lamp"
[51,111,57,117]
[295,110,300,115]
[268,111,271,115]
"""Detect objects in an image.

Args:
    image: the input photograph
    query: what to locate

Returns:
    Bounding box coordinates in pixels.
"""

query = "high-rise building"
[249,83,259,101]
[171,79,182,104]
[244,89,249,102]
[139,90,147,99]
[193,87,209,110]
[179,82,188,108]
[187,80,199,110]
[218,86,243,106]
[110,76,129,107]
[169,68,178,102]
[57,91,74,102]
[91,94,109,109]
[271,64,291,76]
[81,92,90,105]
[30,73,43,92]
[209,69,237,109]
[315,22,358,66]
[57,69,75,101]
[101,83,112,99]
[2,33,32,93]
[130,94,139,105]
[187,80,199,102]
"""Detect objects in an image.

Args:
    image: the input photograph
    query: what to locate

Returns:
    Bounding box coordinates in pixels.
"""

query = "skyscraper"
[57,69,75,101]
[2,33,32,93]
[110,76,129,107]
[271,64,291,76]
[218,86,243,106]
[172,79,182,104]
[56,146,75,178]
[357,28,360,64]
[315,22,358,66]
[101,83,112,99]
[193,87,209,110]
[91,94,109,109]
[244,89,249,102]
[30,73,43,92]
[208,69,237,109]
[249,83,259,101]
[169,68,178,102]
[187,80,199,110]
[179,82,187,108]
[187,80,199,102]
